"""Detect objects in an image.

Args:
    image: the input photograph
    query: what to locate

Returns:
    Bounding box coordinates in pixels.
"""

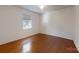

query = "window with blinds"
[22,14,32,30]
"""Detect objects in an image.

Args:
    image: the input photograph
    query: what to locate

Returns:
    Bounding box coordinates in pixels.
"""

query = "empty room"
[0,5,79,53]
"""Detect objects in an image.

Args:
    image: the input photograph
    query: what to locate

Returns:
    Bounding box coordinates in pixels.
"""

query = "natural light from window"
[22,40,31,53]
[22,14,32,30]
[23,19,32,30]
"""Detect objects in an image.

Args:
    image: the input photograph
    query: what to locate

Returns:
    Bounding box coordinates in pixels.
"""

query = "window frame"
[22,14,32,30]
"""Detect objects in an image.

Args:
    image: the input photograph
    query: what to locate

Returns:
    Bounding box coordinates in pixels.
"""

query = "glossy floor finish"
[0,33,78,53]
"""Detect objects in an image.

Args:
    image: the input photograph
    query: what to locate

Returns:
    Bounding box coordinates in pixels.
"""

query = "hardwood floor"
[0,33,78,53]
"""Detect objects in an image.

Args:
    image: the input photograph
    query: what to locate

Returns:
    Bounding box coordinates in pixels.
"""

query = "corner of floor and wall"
[0,5,79,52]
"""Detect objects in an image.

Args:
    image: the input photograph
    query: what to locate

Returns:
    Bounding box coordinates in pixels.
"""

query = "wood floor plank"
[0,33,78,53]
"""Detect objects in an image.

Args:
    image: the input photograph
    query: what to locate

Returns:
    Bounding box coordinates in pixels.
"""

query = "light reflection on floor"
[22,39,31,53]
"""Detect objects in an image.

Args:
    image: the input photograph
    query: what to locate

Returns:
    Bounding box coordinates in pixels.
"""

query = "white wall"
[0,6,41,45]
[74,6,79,52]
[41,6,75,40]
[41,6,79,52]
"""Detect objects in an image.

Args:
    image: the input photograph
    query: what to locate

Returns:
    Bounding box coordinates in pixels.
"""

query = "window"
[22,14,32,30]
